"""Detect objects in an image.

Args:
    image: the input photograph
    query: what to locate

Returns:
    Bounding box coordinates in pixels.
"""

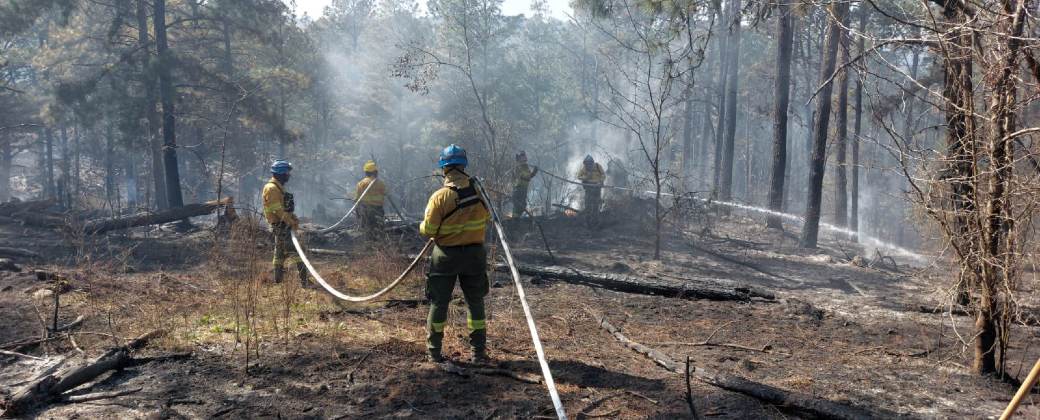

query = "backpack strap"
[433,182,487,239]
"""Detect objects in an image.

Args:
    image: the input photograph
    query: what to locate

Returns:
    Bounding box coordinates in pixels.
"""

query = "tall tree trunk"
[712,12,729,194]
[833,28,851,229]
[850,9,866,240]
[680,91,695,192]
[154,0,184,208]
[105,122,116,208]
[976,0,1025,376]
[74,126,81,202]
[0,139,11,202]
[138,0,166,210]
[799,0,849,248]
[767,2,794,229]
[59,126,70,209]
[45,128,55,199]
[718,0,742,202]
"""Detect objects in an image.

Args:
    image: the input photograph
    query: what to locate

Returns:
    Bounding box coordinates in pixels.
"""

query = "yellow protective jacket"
[577,163,605,186]
[356,176,386,206]
[419,171,490,246]
[262,177,295,226]
[514,163,537,188]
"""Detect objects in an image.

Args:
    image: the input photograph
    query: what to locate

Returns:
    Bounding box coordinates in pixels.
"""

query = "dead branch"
[81,198,232,234]
[587,308,680,373]
[0,247,41,259]
[686,356,700,420]
[62,387,142,403]
[0,349,45,360]
[688,365,893,419]
[3,330,163,415]
[501,263,775,302]
[590,306,899,419]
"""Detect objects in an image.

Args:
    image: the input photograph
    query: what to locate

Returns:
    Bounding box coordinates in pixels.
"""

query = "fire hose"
[291,232,434,302]
[473,178,568,420]
[320,179,375,234]
[293,176,566,418]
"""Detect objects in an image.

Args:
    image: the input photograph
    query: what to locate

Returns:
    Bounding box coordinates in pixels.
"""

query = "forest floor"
[1,200,1038,419]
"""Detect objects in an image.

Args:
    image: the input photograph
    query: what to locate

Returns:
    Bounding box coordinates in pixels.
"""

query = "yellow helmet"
[363,160,378,172]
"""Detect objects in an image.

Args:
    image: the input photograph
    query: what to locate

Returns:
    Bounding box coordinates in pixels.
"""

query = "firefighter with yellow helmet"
[577,154,605,221]
[356,160,386,240]
[418,144,491,364]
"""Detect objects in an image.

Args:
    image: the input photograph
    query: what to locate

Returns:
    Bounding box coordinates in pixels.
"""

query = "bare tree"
[590,0,710,259]
[800,0,849,248]
[766,0,794,229]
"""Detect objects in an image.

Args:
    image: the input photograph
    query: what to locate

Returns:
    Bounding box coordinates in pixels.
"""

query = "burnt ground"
[1,204,1039,419]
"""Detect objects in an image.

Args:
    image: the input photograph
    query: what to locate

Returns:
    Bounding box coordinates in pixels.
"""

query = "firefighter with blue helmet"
[262,160,309,286]
[419,144,491,364]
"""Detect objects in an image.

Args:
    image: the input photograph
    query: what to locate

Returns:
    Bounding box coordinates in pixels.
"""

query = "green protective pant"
[359,204,385,240]
[426,244,489,355]
[272,223,301,268]
[512,185,529,217]
[583,186,602,215]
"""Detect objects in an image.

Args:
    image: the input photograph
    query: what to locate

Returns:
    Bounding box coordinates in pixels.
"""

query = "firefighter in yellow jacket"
[356,160,386,240]
[511,151,538,217]
[577,155,606,219]
[262,160,308,286]
[419,144,491,364]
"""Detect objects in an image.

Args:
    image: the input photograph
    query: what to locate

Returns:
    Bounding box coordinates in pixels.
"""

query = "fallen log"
[3,330,163,415]
[0,247,41,259]
[0,199,56,215]
[589,309,895,420]
[688,367,889,420]
[499,263,774,302]
[81,198,232,234]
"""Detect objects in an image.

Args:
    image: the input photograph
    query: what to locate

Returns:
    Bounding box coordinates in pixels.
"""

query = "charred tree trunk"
[44,129,55,200]
[154,0,184,208]
[833,29,851,229]
[138,0,166,210]
[800,0,849,248]
[712,11,729,194]
[974,0,1025,376]
[718,0,742,202]
[766,2,794,229]
[681,91,696,192]
[0,139,11,202]
[850,9,867,240]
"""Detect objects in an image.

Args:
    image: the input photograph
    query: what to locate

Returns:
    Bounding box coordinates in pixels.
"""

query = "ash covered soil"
[1,205,1038,419]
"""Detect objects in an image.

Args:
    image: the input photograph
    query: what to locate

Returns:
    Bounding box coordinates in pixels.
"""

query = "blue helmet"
[271,160,293,175]
[438,144,468,168]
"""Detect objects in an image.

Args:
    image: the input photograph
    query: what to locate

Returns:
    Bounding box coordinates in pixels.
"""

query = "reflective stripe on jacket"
[262,177,294,226]
[419,172,490,246]
[356,176,386,206]
[577,163,605,185]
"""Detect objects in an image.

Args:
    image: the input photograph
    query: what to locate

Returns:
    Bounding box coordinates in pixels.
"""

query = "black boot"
[272,267,284,284]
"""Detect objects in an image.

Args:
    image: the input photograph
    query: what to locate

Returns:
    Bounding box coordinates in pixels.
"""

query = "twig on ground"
[0,349,45,360]
[579,391,622,416]
[660,321,772,353]
[67,333,84,354]
[63,387,142,403]
[625,390,659,404]
[581,408,620,418]
[347,350,373,383]
[686,356,700,420]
